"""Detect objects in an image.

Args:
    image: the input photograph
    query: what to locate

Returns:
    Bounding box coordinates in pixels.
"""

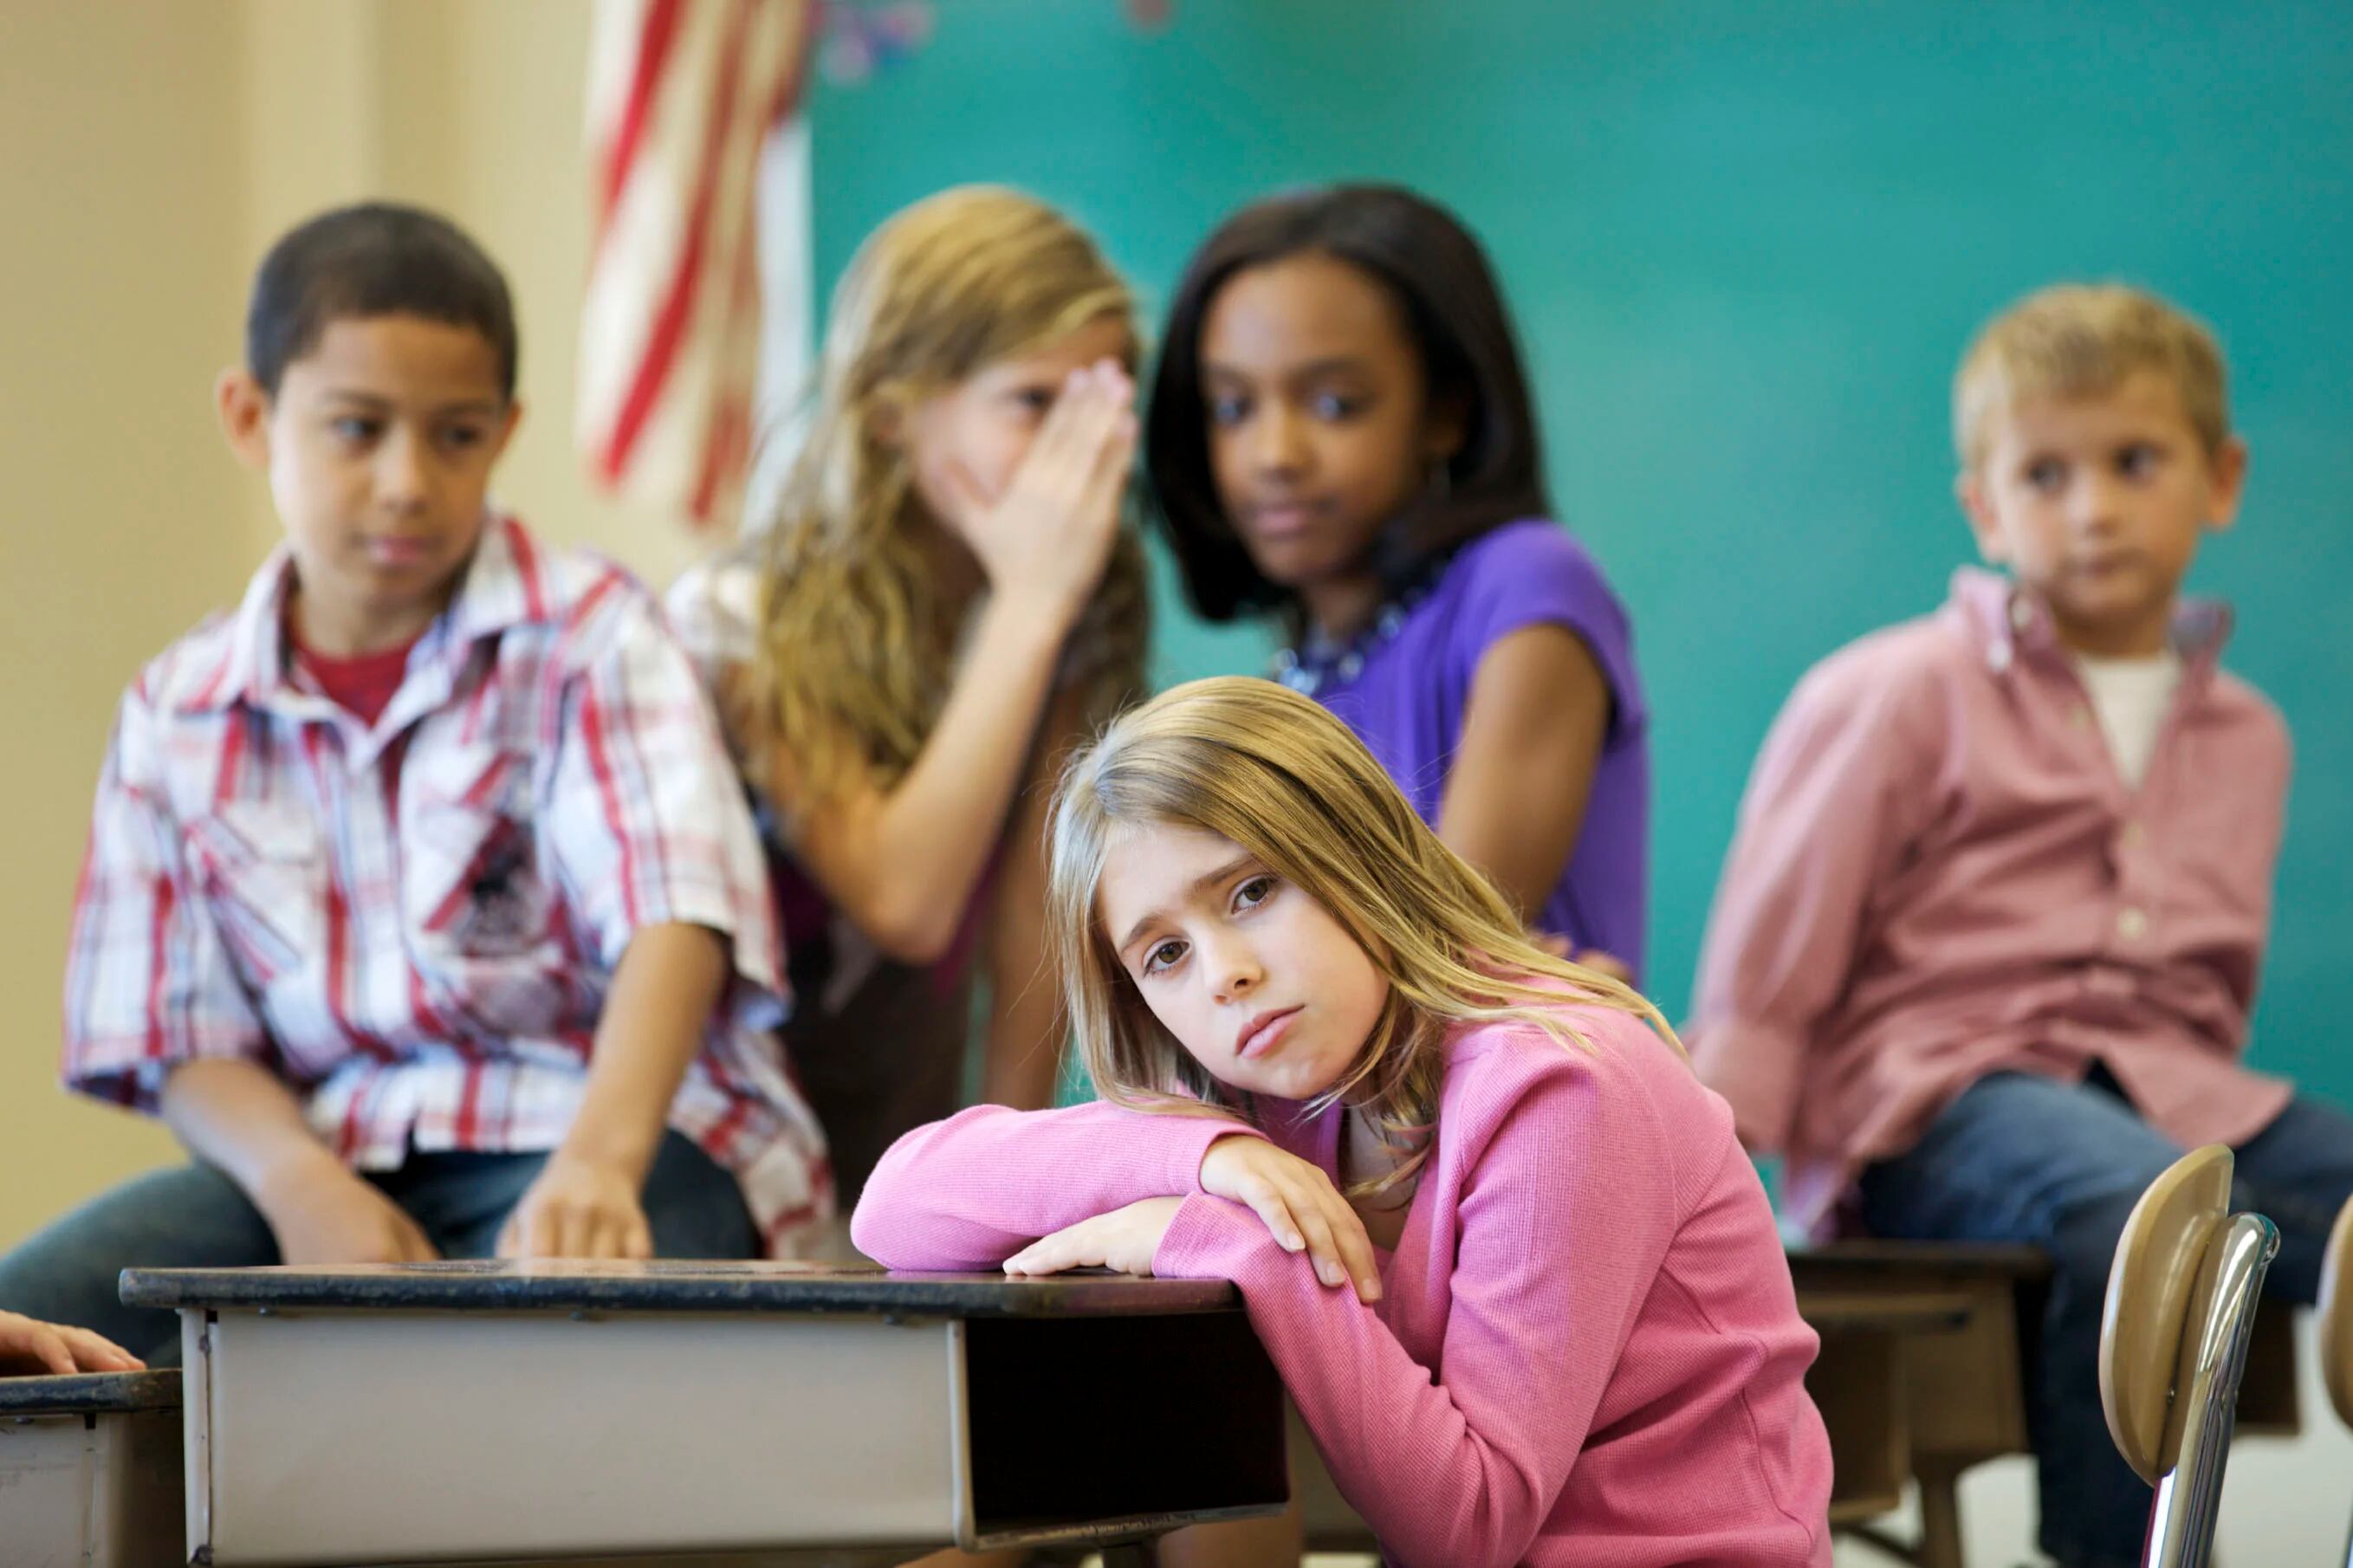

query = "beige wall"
[1,0,709,1249]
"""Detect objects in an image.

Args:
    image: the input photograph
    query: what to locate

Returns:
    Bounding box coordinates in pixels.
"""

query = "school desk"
[0,1367,184,1567]
[118,1260,1288,1566]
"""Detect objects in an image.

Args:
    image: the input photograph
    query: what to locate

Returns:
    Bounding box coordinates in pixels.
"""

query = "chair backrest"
[2100,1145,2234,1483]
[2321,1193,2353,1431]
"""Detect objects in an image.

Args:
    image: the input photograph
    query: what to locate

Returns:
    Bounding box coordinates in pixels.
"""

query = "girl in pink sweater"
[852,677,1831,1568]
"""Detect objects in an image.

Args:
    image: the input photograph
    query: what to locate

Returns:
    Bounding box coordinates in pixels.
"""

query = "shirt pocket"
[185,802,327,995]
[406,749,554,957]
[404,749,574,1038]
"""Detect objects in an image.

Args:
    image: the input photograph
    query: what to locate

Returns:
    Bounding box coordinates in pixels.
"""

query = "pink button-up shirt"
[1687,567,2291,1236]
[63,516,828,1251]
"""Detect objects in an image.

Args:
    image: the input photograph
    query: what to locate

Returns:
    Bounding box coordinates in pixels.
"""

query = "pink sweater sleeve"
[1153,1062,1681,1568]
[850,1101,1267,1269]
[1685,647,1932,1153]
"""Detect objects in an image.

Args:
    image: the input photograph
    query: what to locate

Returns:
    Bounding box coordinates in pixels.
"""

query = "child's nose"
[376,431,432,509]
[1248,404,1309,473]
[1202,935,1264,1001]
[2071,469,2125,528]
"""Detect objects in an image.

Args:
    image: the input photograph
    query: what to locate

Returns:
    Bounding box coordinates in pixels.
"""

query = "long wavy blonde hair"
[1047,677,1676,1194]
[754,186,1149,807]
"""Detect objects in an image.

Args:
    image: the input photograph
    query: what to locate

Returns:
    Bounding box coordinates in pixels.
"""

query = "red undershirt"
[293,632,418,729]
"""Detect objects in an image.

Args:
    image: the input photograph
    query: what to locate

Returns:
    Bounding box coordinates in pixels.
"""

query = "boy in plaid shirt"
[0,204,824,1363]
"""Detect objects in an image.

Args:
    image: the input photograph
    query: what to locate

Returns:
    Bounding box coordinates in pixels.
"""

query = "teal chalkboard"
[809,1,2353,1106]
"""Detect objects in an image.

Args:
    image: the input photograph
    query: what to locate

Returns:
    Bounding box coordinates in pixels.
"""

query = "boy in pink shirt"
[857,677,1831,1568]
[1689,283,2353,1568]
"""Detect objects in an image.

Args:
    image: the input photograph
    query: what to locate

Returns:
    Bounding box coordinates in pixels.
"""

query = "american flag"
[578,0,817,528]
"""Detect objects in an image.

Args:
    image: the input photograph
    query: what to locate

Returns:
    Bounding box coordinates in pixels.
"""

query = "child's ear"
[487,399,525,463]
[867,384,911,450]
[2203,436,2249,535]
[1421,387,1471,468]
[1954,469,2010,565]
[216,368,273,470]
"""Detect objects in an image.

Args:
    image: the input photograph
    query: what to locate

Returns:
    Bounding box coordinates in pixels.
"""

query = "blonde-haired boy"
[1689,282,2350,1568]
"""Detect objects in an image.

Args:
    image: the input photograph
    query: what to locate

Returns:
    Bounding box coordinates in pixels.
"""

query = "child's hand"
[1533,931,1634,986]
[258,1161,440,1266]
[0,1310,145,1376]
[1002,1196,1184,1281]
[497,1151,654,1260]
[937,360,1137,622]
[1200,1135,1383,1303]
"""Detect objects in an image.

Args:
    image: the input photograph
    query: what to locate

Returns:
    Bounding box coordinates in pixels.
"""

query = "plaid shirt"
[64,515,828,1252]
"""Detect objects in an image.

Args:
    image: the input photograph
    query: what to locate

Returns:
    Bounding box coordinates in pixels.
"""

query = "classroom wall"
[0,0,698,1249]
[804,0,2353,1105]
[7,3,2348,1249]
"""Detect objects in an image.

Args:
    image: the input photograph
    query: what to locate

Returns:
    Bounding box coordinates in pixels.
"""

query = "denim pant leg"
[2230,1092,2353,1304]
[1859,1072,2185,1568]
[379,1131,758,1260]
[636,1131,759,1259]
[0,1163,280,1365]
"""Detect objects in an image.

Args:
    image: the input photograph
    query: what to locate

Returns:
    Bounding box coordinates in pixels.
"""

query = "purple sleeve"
[1452,522,1645,742]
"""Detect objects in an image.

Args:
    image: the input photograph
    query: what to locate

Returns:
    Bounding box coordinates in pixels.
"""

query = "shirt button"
[2116,906,2149,940]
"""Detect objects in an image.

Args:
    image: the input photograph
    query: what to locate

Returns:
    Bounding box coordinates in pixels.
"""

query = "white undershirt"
[2072,649,2183,788]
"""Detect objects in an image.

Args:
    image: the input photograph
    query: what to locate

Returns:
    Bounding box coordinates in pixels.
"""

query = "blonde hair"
[754,185,1148,805]
[1954,282,2230,470]
[1047,677,1674,1195]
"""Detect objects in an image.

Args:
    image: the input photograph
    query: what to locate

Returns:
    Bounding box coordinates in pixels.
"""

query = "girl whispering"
[668,186,1148,1199]
[854,677,1832,1568]
[1147,185,1649,980]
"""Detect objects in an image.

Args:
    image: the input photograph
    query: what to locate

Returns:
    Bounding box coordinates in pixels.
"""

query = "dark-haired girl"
[1147,185,1648,981]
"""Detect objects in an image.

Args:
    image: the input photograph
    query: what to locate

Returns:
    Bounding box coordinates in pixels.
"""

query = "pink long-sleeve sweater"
[852,998,1832,1568]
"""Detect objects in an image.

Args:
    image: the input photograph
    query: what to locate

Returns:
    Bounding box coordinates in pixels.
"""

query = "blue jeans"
[0,1130,757,1364]
[1860,1070,2353,1568]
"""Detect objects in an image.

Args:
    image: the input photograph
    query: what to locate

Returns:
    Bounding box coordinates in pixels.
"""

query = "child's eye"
[332,416,383,443]
[2023,457,2067,493]
[440,424,488,450]
[2116,442,2162,478]
[1207,392,1251,427]
[1233,875,1276,911]
[1008,386,1056,419]
[1308,392,1365,421]
[1142,938,1187,975]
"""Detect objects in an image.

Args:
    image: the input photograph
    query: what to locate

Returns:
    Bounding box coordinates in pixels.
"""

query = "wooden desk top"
[119,1260,1242,1318]
[0,1367,180,1416]
[1797,1290,1974,1338]
[1786,1241,2052,1281]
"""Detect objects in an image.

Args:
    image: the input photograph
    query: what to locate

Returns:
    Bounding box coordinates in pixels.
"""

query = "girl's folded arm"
[1152,1069,1665,1568]
[850,1100,1267,1269]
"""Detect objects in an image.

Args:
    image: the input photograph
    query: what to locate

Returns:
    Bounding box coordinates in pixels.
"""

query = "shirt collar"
[1948,566,2233,677]
[195,511,538,713]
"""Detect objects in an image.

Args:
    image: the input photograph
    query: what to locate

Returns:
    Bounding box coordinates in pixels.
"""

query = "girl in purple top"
[1145,185,1650,980]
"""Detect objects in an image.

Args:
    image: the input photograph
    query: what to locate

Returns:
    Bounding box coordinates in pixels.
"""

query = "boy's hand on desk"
[257,1162,439,1266]
[1002,1197,1183,1283]
[497,1151,654,1260]
[0,1310,145,1376]
[1199,1135,1383,1303]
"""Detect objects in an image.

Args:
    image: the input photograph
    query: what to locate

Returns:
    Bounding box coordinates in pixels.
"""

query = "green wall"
[808,1,2353,1104]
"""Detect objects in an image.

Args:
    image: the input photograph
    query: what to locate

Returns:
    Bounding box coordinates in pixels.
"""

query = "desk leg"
[1915,1460,1964,1568]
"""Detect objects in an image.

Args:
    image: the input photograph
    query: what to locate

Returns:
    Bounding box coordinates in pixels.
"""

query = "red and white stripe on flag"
[579,0,815,528]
